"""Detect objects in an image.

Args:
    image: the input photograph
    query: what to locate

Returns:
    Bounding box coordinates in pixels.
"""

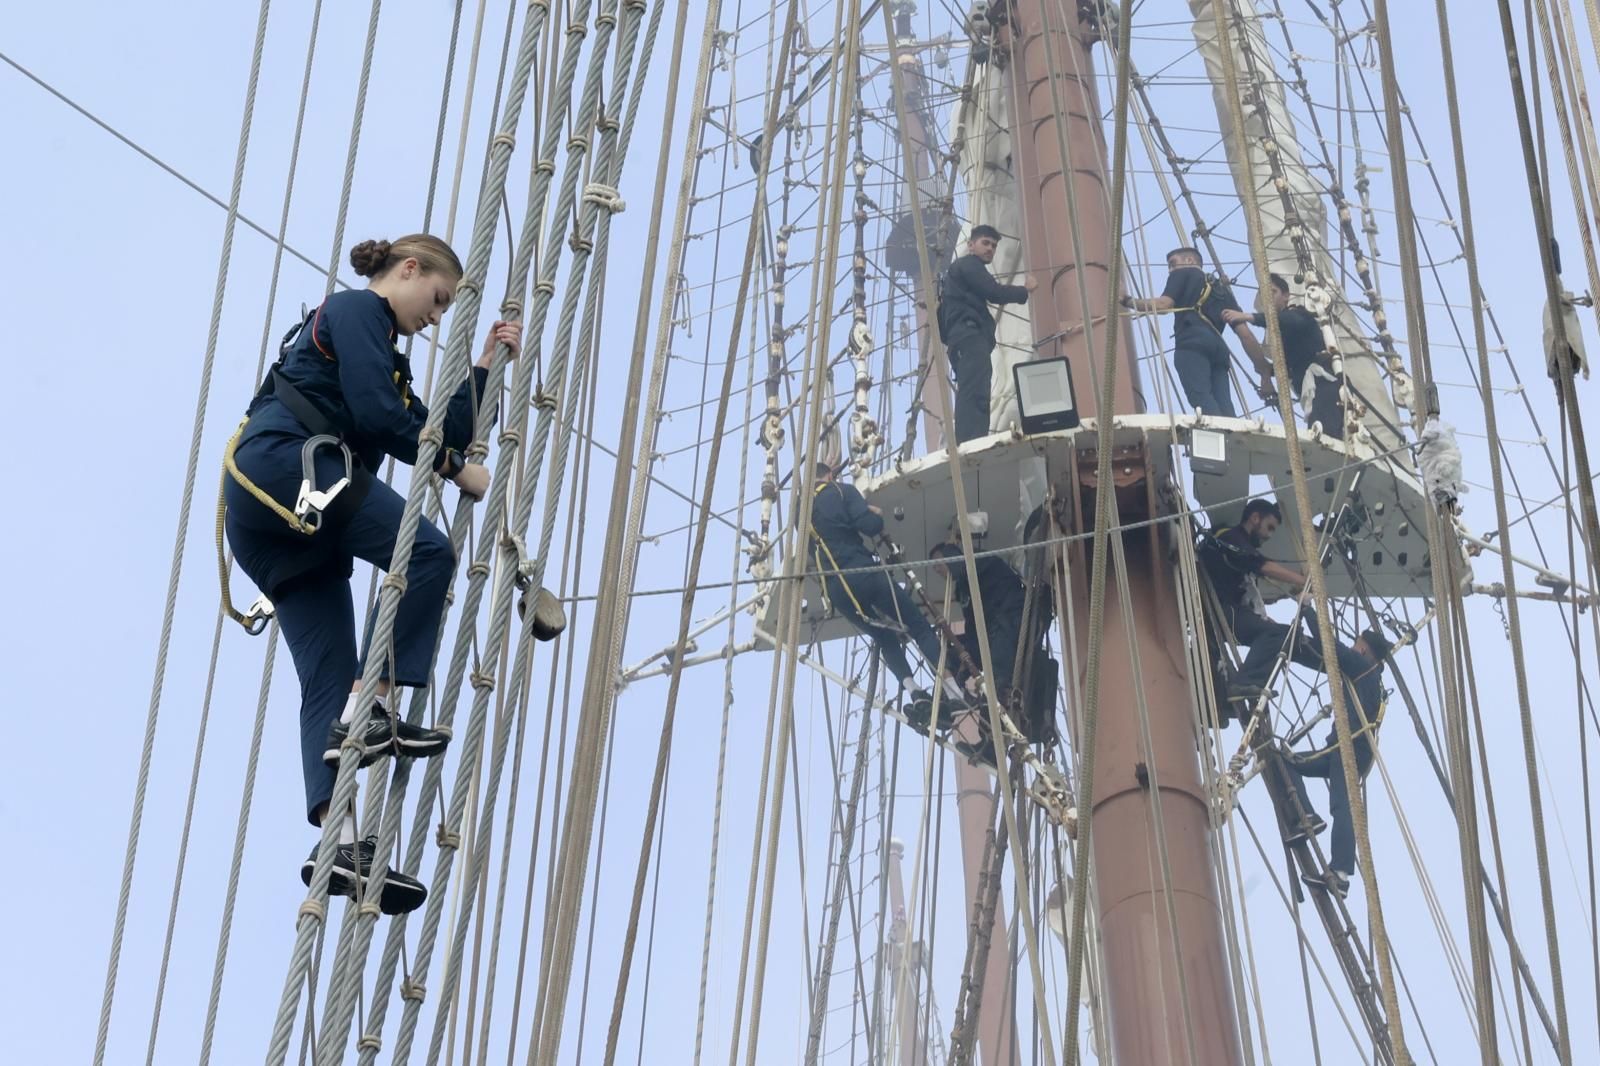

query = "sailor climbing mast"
[1000,2,1246,1062]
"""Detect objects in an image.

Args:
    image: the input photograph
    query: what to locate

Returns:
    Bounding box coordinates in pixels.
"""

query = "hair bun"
[349,238,394,277]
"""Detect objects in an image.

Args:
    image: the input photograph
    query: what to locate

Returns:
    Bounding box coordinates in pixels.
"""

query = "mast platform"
[766,414,1437,647]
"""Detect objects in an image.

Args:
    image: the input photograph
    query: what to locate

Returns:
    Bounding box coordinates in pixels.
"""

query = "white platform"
[761,414,1439,646]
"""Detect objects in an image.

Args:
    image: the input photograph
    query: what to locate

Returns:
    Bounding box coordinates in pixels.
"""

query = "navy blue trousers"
[949,336,994,443]
[271,480,456,824]
[1173,328,1236,417]
[1289,740,1374,876]
[1226,607,1324,690]
[825,570,943,686]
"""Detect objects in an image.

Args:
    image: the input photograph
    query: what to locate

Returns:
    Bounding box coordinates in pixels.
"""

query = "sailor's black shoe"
[1301,867,1350,900]
[1285,813,1329,845]
[1226,681,1266,703]
[904,690,965,734]
[301,835,428,915]
[324,702,450,767]
[953,735,998,770]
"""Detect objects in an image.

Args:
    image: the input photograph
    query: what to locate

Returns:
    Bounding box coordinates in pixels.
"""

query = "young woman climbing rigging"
[223,233,520,913]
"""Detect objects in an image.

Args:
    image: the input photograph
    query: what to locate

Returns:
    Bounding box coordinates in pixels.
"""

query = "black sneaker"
[1285,813,1329,845]
[904,690,964,734]
[1301,867,1350,900]
[1226,681,1266,703]
[301,835,428,915]
[953,735,998,770]
[324,701,450,768]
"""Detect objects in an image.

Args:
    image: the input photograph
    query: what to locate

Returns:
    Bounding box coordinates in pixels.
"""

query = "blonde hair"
[348,234,464,280]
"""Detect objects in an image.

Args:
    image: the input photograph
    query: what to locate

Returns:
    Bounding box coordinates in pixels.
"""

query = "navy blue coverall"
[1287,643,1384,877]
[945,556,1029,695]
[809,479,943,686]
[1161,267,1242,417]
[1200,525,1321,690]
[1247,307,1345,439]
[936,253,1030,443]
[224,288,489,823]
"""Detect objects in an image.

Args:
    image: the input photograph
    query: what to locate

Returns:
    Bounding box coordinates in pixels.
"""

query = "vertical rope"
[1429,0,1536,1057]
[514,0,727,1048]
[322,0,385,293]
[876,3,1073,1058]
[1050,1,1136,1060]
[1210,0,1413,1061]
[408,3,658,1059]
[803,662,880,1063]
[193,1,332,1049]
[264,0,554,1050]
[1483,3,1596,1059]
[94,3,274,1061]
[324,0,644,1055]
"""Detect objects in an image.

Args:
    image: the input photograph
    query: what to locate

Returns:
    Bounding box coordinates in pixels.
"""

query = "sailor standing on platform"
[809,462,949,701]
[1222,273,1347,439]
[1284,628,1394,899]
[1198,499,1320,704]
[936,224,1037,443]
[1122,246,1273,417]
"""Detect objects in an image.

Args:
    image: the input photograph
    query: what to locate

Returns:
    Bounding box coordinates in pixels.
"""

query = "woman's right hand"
[453,463,491,500]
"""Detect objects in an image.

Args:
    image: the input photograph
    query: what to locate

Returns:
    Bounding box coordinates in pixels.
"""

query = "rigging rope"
[804,661,881,1062]
[878,6,1068,1059]
[1057,1,1137,1061]
[263,0,553,1051]
[193,3,337,1058]
[95,3,274,1061]
[1210,0,1412,1061]
[540,4,790,1056]
[338,2,655,1060]
[736,7,860,1058]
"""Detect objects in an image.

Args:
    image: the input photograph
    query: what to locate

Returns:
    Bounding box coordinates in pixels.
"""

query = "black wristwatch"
[438,448,466,480]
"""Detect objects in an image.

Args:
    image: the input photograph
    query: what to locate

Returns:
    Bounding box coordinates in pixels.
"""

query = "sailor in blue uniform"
[809,462,947,699]
[1284,628,1393,900]
[1198,498,1316,706]
[1121,246,1274,417]
[223,234,521,913]
[929,540,1058,751]
[935,224,1036,443]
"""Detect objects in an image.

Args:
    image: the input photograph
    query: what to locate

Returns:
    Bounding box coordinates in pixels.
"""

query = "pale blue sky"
[3,1,1598,1064]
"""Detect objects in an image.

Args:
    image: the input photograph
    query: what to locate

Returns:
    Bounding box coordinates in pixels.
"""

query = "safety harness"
[215,303,394,633]
[1147,273,1225,337]
[809,481,873,620]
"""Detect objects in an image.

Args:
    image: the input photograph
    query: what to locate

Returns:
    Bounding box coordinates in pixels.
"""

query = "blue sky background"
[4,1,1599,1063]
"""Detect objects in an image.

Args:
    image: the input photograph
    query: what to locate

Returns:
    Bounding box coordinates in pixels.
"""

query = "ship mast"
[999,1,1246,1061]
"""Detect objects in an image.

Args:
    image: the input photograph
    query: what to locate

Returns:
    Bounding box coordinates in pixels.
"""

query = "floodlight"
[1012,357,1079,435]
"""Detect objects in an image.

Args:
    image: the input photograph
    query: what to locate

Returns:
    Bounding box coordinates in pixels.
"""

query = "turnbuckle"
[294,434,353,532]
